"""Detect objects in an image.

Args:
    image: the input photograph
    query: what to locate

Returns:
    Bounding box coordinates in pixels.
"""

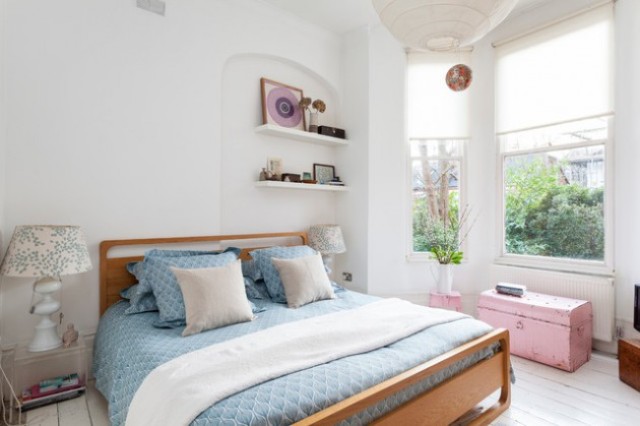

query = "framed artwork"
[313,163,335,184]
[267,157,283,175]
[260,78,306,131]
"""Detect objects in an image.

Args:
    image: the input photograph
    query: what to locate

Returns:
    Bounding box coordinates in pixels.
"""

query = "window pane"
[504,146,604,260]
[412,157,460,253]
[500,116,609,153]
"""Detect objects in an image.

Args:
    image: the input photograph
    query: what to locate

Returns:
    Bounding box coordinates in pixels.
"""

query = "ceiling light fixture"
[372,0,518,51]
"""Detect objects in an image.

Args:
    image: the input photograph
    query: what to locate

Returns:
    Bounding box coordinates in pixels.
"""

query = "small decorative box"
[318,126,346,139]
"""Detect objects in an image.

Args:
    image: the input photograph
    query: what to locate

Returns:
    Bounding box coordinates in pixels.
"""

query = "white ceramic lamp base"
[29,316,62,352]
[28,277,62,352]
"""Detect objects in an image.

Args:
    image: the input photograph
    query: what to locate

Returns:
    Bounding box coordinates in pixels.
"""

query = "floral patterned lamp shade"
[372,0,517,51]
[0,225,92,277]
[308,225,346,255]
[0,225,92,352]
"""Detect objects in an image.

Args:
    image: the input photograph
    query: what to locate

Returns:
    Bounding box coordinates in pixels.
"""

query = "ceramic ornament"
[446,64,473,91]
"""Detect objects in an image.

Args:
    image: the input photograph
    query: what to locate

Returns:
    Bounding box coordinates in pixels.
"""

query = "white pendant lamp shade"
[372,0,518,51]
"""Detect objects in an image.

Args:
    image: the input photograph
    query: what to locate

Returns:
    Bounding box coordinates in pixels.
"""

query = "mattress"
[93,290,494,425]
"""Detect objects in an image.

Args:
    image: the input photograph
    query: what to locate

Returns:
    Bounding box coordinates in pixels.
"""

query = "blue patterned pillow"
[243,277,270,300]
[144,251,239,326]
[119,284,137,300]
[125,248,241,315]
[241,259,263,281]
[250,246,317,303]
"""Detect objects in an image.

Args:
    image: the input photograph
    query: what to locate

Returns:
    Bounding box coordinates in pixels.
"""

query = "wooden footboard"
[297,328,510,426]
[100,232,510,425]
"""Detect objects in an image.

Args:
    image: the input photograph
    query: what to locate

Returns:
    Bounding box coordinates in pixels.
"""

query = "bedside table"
[619,338,640,392]
[10,335,87,416]
[429,290,462,311]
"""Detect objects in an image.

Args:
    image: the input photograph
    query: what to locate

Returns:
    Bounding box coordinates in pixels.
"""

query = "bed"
[95,232,511,425]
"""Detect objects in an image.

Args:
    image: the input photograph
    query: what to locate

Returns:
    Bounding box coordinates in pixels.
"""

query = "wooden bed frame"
[99,232,511,425]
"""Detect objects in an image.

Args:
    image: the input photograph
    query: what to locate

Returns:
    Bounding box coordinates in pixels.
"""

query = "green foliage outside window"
[504,157,604,260]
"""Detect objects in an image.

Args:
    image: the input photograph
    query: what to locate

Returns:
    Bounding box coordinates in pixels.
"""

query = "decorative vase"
[437,263,454,294]
[308,112,318,133]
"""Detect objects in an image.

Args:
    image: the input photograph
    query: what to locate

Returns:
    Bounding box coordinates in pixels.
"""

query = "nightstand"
[10,335,87,416]
[619,338,640,391]
[428,290,462,311]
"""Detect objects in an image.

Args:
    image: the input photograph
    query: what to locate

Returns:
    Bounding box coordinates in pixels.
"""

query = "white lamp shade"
[308,225,346,255]
[372,0,518,51]
[0,225,92,278]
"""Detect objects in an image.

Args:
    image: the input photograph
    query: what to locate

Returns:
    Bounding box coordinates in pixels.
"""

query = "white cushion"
[272,254,335,308]
[172,260,253,336]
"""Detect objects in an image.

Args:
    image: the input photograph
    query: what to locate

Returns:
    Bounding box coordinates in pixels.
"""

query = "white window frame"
[407,137,468,262]
[495,115,614,276]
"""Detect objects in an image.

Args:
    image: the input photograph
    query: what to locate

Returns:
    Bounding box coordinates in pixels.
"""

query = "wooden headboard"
[99,232,308,316]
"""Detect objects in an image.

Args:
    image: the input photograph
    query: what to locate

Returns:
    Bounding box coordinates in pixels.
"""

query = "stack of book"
[495,282,527,297]
[20,373,85,411]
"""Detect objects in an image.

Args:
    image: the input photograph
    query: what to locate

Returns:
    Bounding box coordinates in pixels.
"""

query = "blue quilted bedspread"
[93,290,494,425]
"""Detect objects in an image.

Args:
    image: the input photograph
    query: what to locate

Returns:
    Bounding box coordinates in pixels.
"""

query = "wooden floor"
[10,353,640,426]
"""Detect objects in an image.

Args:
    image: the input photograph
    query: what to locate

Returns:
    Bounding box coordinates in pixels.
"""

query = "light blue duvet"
[93,290,494,425]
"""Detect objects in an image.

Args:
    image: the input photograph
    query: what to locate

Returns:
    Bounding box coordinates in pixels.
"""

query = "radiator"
[489,265,615,342]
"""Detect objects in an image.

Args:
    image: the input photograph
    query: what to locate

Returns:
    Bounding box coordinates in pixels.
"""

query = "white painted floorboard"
[11,353,640,426]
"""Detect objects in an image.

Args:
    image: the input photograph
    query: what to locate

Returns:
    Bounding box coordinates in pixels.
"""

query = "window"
[495,4,613,272]
[411,139,464,254]
[407,52,470,258]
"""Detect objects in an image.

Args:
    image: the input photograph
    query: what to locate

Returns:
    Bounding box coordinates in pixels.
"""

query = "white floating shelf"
[255,124,348,147]
[255,181,349,192]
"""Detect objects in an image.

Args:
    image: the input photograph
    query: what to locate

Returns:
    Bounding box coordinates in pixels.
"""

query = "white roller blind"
[495,4,613,133]
[408,52,471,138]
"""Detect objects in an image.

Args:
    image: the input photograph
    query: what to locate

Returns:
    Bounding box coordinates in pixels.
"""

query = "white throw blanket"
[125,298,467,426]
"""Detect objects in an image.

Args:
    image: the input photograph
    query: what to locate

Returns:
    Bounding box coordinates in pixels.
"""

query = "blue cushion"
[125,247,240,315]
[144,251,239,327]
[119,284,137,300]
[250,246,317,303]
[241,259,263,281]
[243,277,270,300]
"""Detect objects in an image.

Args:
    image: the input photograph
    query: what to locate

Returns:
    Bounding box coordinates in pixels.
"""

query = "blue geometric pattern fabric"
[241,259,263,281]
[143,251,239,327]
[250,246,317,303]
[243,277,270,300]
[93,291,494,426]
[124,248,240,315]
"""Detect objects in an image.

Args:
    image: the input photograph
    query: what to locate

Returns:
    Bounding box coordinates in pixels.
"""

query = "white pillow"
[272,253,335,308]
[171,260,253,336]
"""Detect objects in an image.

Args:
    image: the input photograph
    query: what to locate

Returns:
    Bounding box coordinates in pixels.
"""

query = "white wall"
[3,0,639,348]
[613,0,640,339]
[0,0,6,330]
[0,0,343,346]
[334,27,370,294]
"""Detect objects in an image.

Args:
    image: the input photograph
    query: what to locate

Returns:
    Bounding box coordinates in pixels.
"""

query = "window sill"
[494,254,614,277]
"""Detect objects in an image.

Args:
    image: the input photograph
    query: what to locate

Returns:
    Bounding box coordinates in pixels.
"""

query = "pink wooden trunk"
[477,289,592,372]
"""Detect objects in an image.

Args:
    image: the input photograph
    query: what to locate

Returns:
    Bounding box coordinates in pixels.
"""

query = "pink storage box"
[429,291,462,312]
[477,289,592,372]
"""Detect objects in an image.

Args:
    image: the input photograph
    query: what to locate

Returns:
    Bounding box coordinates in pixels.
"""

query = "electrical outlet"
[342,272,352,282]
[616,325,624,339]
[137,0,166,16]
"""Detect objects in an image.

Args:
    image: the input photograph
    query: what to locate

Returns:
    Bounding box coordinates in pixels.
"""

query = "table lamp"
[308,225,346,276]
[0,225,92,352]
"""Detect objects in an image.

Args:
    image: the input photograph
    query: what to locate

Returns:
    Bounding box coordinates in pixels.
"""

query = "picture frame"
[260,78,306,131]
[313,163,335,184]
[267,157,283,176]
[302,172,312,181]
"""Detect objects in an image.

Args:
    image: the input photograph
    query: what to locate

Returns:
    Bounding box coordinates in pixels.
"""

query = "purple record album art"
[267,87,303,128]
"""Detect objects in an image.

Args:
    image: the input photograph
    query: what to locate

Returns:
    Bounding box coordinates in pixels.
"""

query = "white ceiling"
[260,0,554,35]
